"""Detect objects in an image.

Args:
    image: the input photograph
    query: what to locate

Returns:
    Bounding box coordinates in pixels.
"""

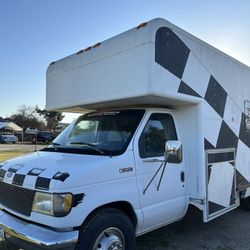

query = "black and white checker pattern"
[0,163,70,191]
[207,151,236,214]
[155,26,250,188]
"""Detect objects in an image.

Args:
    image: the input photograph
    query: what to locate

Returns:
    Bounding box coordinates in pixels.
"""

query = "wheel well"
[81,201,138,229]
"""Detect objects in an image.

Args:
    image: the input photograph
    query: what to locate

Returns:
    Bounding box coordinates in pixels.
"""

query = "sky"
[0,0,250,123]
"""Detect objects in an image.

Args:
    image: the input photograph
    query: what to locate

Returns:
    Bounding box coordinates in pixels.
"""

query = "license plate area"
[0,227,5,240]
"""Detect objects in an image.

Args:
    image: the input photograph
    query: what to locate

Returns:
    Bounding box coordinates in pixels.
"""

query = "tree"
[36,107,64,131]
[10,105,45,130]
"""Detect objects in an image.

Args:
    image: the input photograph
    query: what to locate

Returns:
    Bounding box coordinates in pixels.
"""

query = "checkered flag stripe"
[155,26,250,187]
[0,164,70,191]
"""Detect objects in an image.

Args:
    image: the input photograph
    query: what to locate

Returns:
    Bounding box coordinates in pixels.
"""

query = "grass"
[0,151,29,162]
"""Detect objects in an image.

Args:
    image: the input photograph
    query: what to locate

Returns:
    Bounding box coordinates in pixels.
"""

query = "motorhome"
[1,18,250,250]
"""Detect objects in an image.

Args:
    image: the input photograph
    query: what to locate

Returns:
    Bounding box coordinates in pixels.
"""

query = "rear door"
[133,111,188,231]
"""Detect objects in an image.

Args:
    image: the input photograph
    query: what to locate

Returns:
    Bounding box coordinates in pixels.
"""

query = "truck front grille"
[0,181,35,216]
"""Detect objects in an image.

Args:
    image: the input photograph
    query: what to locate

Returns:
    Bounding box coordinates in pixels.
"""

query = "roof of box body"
[46,18,250,112]
[47,18,249,76]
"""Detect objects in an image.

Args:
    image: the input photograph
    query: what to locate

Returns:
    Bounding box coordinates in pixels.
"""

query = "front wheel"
[75,208,136,250]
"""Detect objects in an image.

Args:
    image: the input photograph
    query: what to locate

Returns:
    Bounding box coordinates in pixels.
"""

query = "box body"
[46,18,250,210]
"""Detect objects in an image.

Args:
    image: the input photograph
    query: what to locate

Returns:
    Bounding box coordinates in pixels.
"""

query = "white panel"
[152,63,181,94]
[223,96,242,137]
[23,175,37,188]
[182,53,210,98]
[208,162,234,207]
[203,102,222,147]
[3,172,14,184]
[175,103,205,200]
[244,187,250,198]
[46,44,153,111]
[236,140,250,181]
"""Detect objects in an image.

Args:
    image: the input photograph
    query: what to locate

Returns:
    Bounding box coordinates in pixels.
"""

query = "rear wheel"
[240,197,250,210]
[75,208,135,250]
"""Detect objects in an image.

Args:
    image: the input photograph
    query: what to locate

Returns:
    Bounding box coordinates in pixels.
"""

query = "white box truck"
[1,18,250,250]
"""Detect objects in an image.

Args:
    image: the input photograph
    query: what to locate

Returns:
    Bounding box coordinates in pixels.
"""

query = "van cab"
[0,108,187,249]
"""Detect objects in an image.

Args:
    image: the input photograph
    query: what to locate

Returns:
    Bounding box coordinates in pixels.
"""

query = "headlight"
[32,192,72,217]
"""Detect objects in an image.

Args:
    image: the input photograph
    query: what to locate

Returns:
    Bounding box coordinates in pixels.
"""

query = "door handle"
[181,171,185,182]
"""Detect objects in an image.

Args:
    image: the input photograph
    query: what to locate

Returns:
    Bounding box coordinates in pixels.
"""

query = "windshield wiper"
[70,142,105,154]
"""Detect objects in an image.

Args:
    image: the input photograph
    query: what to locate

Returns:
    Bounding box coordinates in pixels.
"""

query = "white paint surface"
[203,102,222,147]
[236,140,250,182]
[244,187,250,198]
[208,162,234,207]
[182,53,210,98]
[223,96,242,137]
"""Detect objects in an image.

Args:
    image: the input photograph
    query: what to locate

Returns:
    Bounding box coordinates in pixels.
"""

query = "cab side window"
[139,113,177,158]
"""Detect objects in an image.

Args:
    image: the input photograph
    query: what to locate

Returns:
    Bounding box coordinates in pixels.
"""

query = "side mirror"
[164,140,182,163]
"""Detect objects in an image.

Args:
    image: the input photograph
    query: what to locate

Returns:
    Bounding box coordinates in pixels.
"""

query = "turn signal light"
[84,46,92,52]
[93,42,101,48]
[137,22,148,29]
[76,50,84,55]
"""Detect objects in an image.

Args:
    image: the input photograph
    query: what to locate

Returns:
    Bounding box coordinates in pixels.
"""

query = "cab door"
[134,111,188,231]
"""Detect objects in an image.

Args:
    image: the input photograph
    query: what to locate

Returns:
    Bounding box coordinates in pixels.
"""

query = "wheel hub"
[94,227,125,250]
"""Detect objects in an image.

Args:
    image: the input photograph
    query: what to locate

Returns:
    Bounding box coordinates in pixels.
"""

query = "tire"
[4,242,20,250]
[240,197,250,210]
[75,208,136,250]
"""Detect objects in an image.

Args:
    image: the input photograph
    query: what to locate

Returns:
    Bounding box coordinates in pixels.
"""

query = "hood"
[0,150,134,192]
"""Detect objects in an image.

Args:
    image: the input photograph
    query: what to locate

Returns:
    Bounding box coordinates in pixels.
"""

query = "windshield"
[45,109,145,156]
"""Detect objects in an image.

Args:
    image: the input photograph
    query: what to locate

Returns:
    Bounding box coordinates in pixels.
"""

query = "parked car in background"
[32,131,57,143]
[0,133,18,144]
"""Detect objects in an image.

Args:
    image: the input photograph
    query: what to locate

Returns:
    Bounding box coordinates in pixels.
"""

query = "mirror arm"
[157,160,167,191]
[143,162,163,195]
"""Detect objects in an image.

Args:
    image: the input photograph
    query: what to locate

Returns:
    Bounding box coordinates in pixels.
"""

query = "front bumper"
[0,210,79,250]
